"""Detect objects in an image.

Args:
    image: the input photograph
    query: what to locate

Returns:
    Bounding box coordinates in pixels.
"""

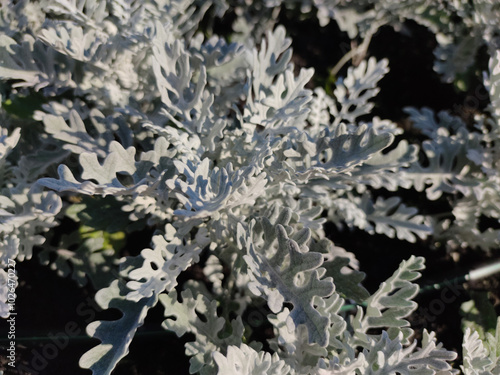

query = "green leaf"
[65,196,131,233]
[2,92,46,119]
[461,291,498,340]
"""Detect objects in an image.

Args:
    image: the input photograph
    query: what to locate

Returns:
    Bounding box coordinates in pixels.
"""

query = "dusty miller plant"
[1,0,500,374]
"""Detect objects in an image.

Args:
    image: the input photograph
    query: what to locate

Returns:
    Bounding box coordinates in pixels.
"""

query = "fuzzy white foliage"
[79,279,157,374]
[160,289,247,374]
[0,126,20,180]
[319,330,457,375]
[461,319,500,375]
[167,158,268,224]
[240,221,334,347]
[351,256,424,346]
[126,224,208,301]
[331,57,389,126]
[485,50,500,122]
[1,1,499,375]
[404,128,482,200]
[213,344,292,375]
[362,195,432,242]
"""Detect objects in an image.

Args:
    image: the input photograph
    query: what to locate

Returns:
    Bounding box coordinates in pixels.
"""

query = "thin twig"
[330,22,381,78]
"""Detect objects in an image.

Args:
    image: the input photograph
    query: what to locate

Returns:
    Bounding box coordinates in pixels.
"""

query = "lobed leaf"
[242,222,334,347]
